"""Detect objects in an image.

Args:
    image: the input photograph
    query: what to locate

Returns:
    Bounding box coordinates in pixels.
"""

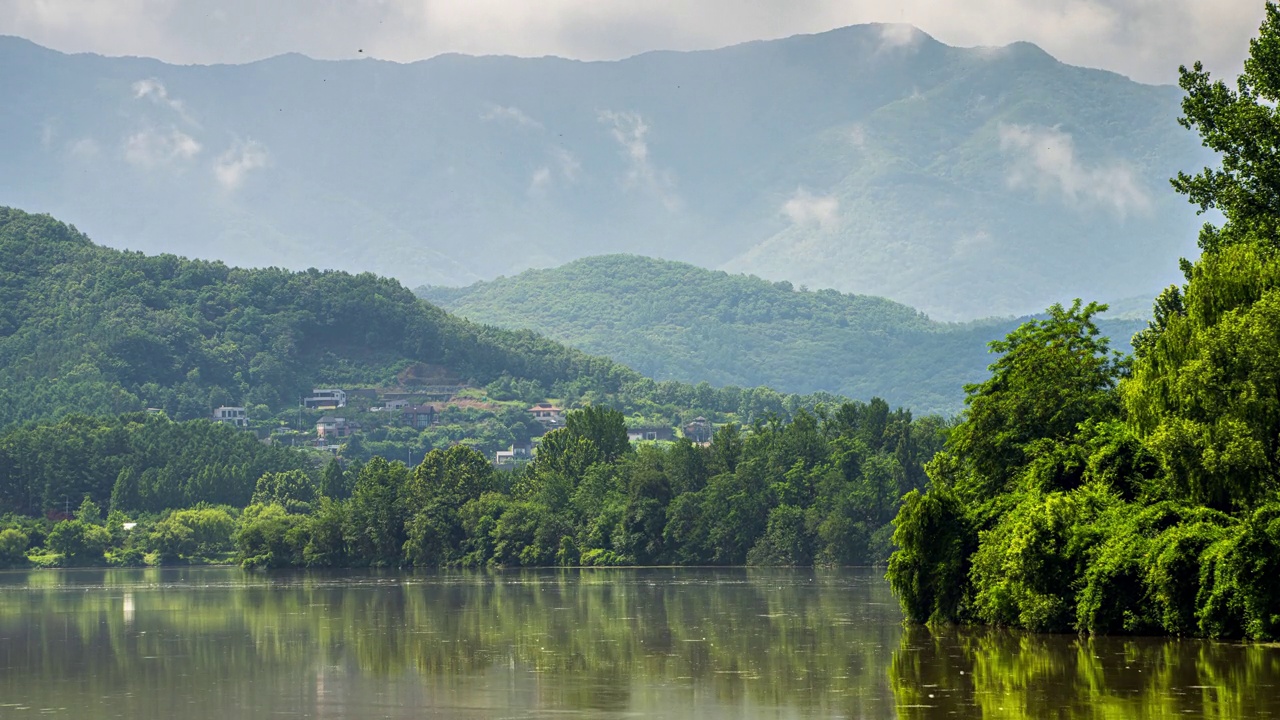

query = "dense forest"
[0,402,943,570]
[422,256,1146,415]
[887,6,1280,641]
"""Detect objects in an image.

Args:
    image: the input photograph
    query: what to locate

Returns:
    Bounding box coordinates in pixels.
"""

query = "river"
[0,567,1274,718]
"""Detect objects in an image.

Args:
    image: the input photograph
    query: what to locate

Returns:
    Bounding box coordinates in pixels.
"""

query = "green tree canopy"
[947,300,1125,498]
[1173,1,1280,253]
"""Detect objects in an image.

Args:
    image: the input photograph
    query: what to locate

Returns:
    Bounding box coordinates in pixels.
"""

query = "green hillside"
[420,255,1147,416]
[0,208,854,436]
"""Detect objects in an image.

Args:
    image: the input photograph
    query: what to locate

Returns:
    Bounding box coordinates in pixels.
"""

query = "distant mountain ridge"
[420,255,1148,415]
[0,26,1208,319]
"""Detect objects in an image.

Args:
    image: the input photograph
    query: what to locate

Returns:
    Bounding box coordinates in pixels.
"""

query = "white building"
[494,442,534,465]
[212,406,249,428]
[304,389,347,409]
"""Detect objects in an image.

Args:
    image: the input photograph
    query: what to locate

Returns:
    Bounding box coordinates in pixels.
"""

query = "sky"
[0,0,1267,84]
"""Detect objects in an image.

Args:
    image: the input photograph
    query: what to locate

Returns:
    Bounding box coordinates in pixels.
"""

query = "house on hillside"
[628,426,674,443]
[211,406,249,428]
[304,388,347,409]
[494,442,534,466]
[402,404,437,429]
[316,416,359,440]
[684,417,713,443]
[529,403,564,427]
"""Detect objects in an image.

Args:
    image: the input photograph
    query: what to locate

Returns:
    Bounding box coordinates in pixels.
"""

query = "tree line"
[0,401,944,570]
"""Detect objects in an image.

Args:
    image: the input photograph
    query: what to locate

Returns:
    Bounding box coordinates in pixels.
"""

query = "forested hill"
[0,207,662,429]
[0,28,1207,320]
[420,255,1147,415]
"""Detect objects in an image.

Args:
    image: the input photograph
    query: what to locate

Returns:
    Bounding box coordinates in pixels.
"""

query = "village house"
[211,406,249,428]
[494,441,534,466]
[303,388,347,409]
[528,403,564,426]
[316,416,359,440]
[402,404,437,430]
[627,426,675,443]
[684,416,713,443]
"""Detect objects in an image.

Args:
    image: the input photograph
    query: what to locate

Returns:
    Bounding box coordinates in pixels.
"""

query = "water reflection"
[0,568,1275,718]
[0,568,899,719]
[892,625,1280,719]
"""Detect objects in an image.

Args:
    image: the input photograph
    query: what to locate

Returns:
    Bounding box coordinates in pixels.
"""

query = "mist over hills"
[0,25,1208,320]
[421,255,1148,415]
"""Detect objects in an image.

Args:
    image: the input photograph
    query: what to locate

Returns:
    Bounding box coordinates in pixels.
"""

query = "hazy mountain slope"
[420,255,1147,415]
[0,27,1207,319]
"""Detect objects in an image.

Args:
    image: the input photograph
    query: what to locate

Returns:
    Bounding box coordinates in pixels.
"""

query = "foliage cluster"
[887,299,1280,640]
[0,412,309,515]
[0,496,238,568]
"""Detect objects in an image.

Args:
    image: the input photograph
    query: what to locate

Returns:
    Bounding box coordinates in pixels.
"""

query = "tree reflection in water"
[0,567,898,718]
[892,624,1280,719]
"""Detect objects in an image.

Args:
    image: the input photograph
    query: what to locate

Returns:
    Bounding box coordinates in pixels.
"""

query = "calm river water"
[0,567,1275,718]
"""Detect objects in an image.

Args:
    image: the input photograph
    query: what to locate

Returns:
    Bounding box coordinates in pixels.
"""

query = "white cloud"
[553,147,581,182]
[528,166,553,195]
[876,23,923,52]
[783,188,840,231]
[480,104,543,129]
[66,137,101,161]
[214,140,270,190]
[0,0,1264,85]
[998,123,1151,217]
[598,110,679,210]
[123,126,201,168]
[527,147,581,197]
[132,78,197,125]
[847,123,867,149]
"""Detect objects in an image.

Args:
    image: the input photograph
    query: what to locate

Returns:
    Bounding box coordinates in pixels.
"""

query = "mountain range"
[0,26,1211,320]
